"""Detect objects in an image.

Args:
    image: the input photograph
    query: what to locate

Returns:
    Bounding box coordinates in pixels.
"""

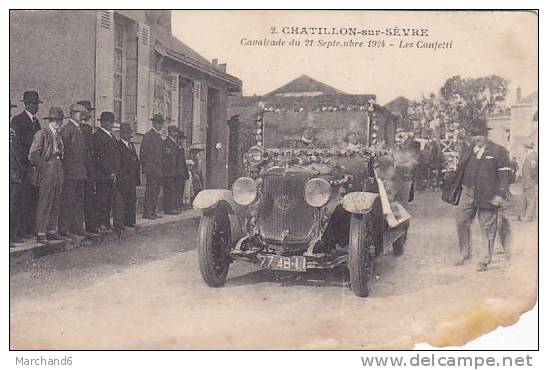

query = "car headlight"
[246,146,265,165]
[232,177,257,206]
[304,178,331,207]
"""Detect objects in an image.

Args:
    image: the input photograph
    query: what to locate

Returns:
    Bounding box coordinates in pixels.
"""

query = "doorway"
[206,87,220,188]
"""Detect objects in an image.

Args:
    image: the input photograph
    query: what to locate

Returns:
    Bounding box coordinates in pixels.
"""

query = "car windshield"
[262,111,370,149]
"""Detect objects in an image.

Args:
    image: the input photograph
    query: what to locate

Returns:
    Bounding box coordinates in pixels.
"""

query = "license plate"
[257,254,307,272]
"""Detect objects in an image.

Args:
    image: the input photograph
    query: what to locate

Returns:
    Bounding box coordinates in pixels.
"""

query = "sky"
[171,11,538,105]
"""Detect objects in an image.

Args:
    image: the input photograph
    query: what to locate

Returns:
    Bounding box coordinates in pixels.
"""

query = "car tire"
[198,208,231,287]
[348,214,371,297]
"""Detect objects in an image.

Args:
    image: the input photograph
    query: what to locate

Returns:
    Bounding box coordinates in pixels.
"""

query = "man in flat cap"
[519,142,538,222]
[113,123,140,229]
[28,107,65,243]
[454,117,512,271]
[59,103,91,238]
[93,111,121,231]
[140,114,166,219]
[10,91,42,239]
[10,101,23,245]
[78,100,99,234]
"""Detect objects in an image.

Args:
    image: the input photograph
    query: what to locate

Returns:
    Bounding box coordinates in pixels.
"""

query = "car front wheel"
[198,208,231,287]
[348,214,373,297]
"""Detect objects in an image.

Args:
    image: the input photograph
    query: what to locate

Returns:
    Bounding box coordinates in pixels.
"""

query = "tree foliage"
[407,75,509,137]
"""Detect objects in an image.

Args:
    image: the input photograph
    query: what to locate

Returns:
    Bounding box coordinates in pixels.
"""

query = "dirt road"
[9,192,538,349]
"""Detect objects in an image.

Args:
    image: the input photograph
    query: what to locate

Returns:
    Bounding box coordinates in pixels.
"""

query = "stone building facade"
[10,10,241,189]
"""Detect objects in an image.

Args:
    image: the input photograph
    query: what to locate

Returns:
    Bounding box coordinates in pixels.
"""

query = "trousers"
[96,180,114,227]
[162,176,177,212]
[35,158,64,234]
[59,179,85,235]
[144,175,162,217]
[456,186,511,264]
[113,184,137,228]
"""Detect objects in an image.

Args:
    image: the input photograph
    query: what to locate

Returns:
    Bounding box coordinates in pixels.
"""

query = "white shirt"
[68,118,80,129]
[473,145,486,159]
[120,138,131,149]
[99,126,113,138]
[25,110,36,122]
[48,122,58,134]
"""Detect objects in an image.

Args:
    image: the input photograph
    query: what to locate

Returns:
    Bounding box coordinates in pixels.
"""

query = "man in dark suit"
[454,118,512,271]
[162,125,183,215]
[93,112,121,231]
[174,129,190,211]
[78,100,99,233]
[10,91,42,239]
[10,101,24,245]
[140,114,165,219]
[113,123,140,229]
[59,104,91,238]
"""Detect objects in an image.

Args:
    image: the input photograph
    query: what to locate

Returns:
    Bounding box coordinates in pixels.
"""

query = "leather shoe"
[46,232,65,241]
[36,234,49,244]
[143,215,155,220]
[10,235,24,244]
[165,210,180,215]
[59,232,77,240]
[153,214,163,219]
[476,263,488,272]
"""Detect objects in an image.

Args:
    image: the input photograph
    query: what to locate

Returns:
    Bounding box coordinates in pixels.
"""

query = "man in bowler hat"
[93,111,121,231]
[77,100,99,233]
[10,91,42,239]
[140,114,165,219]
[59,103,91,238]
[113,123,140,229]
[28,107,65,243]
[454,117,512,271]
[10,101,23,245]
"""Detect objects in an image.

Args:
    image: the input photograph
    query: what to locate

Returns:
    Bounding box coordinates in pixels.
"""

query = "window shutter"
[169,73,179,128]
[136,22,151,134]
[192,81,202,144]
[95,10,115,118]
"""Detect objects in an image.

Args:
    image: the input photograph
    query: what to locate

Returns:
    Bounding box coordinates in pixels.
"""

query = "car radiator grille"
[258,174,316,243]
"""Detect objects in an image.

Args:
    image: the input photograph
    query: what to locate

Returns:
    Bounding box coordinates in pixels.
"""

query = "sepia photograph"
[8,9,538,353]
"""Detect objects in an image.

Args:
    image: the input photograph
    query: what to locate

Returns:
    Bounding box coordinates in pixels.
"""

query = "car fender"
[342,192,379,214]
[193,189,245,244]
[193,189,237,214]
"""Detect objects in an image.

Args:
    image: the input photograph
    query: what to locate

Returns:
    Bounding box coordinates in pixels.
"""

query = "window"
[180,78,194,146]
[113,21,124,122]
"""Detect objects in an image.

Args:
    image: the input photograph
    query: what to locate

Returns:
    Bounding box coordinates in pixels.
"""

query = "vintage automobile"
[193,106,412,297]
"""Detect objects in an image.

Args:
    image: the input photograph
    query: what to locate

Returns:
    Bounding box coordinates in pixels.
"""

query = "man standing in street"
[28,107,65,243]
[140,114,165,219]
[519,142,538,222]
[10,101,23,245]
[454,118,512,271]
[10,91,42,239]
[77,100,99,234]
[113,123,140,229]
[93,112,121,231]
[174,129,190,211]
[59,104,90,238]
[162,125,183,215]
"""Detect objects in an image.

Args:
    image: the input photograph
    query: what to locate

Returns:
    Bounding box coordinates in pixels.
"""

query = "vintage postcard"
[9,10,538,350]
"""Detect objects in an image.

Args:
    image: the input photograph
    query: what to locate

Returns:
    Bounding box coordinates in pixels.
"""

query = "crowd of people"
[9,91,203,246]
